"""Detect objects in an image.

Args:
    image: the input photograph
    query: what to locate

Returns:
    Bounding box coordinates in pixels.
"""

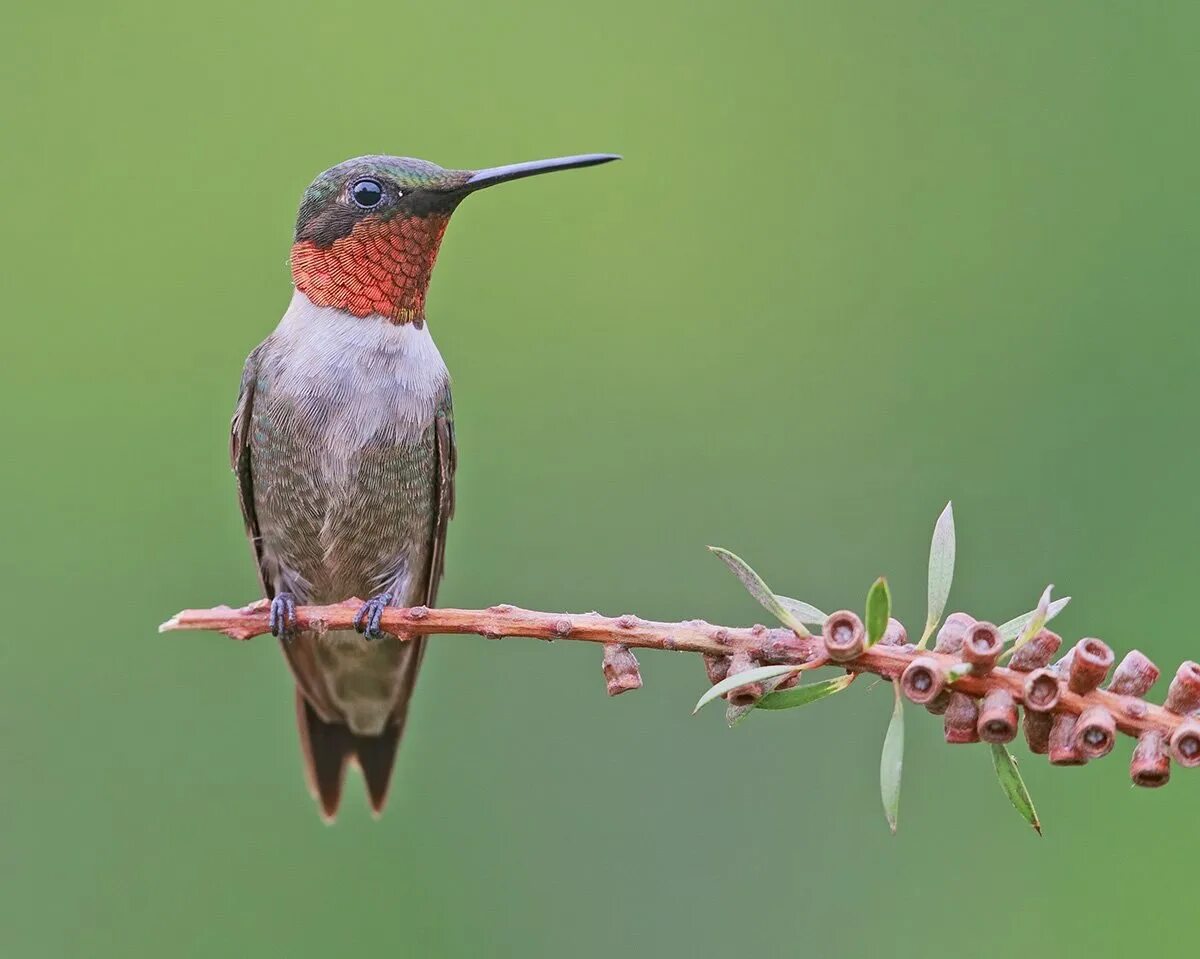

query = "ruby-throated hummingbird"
[231,152,618,820]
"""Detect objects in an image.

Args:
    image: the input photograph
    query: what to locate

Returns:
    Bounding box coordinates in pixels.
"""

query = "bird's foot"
[354,593,394,641]
[269,592,298,641]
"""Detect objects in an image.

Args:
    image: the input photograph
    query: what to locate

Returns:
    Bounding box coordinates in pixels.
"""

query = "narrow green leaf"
[999,586,1070,657]
[998,595,1071,642]
[756,673,856,710]
[865,577,891,647]
[991,744,1042,836]
[692,664,809,714]
[776,596,828,627]
[708,547,810,636]
[880,680,905,834]
[917,502,955,649]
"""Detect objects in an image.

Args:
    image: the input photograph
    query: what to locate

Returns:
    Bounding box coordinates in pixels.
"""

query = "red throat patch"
[290,214,450,325]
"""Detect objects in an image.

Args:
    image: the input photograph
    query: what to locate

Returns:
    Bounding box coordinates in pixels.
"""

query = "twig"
[160,599,1199,765]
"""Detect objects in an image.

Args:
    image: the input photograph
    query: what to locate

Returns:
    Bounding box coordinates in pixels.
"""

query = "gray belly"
[249,391,437,734]
[249,396,437,605]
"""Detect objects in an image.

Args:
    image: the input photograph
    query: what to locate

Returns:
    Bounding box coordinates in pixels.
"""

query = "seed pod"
[1163,662,1200,715]
[1023,710,1052,754]
[602,644,642,696]
[879,618,908,647]
[924,689,952,716]
[822,610,865,662]
[1068,638,1114,695]
[1168,721,1200,768]
[1107,650,1160,697]
[1131,731,1170,787]
[977,689,1018,743]
[1023,668,1062,713]
[901,657,946,705]
[934,612,976,654]
[703,654,730,686]
[1048,714,1087,766]
[1008,629,1062,672]
[944,692,980,744]
[725,651,763,707]
[962,622,1003,675]
[1072,705,1115,759]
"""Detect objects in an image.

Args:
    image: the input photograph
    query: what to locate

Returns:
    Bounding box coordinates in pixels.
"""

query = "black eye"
[350,178,384,209]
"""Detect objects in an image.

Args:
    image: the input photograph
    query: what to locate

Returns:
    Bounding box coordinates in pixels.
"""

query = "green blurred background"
[3,1,1197,955]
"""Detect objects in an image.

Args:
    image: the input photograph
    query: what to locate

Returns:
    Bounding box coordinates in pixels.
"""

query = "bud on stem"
[822,610,865,662]
[602,644,643,696]
[1107,650,1160,696]
[934,612,975,654]
[977,689,1018,743]
[1048,713,1087,766]
[944,692,980,744]
[1023,710,1052,754]
[1072,705,1115,759]
[725,651,764,707]
[963,622,1003,675]
[1023,669,1062,713]
[1163,662,1200,715]
[1169,721,1200,768]
[900,657,946,705]
[1067,638,1114,695]
[1131,731,1170,788]
[1008,629,1062,671]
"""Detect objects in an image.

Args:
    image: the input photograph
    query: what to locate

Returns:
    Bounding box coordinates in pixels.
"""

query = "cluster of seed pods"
[818,609,1200,787]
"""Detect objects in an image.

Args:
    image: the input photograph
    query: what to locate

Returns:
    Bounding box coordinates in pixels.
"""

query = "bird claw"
[269,592,298,640]
[354,593,393,641]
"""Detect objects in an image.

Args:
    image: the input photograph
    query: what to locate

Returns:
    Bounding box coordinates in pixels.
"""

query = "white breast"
[268,289,449,438]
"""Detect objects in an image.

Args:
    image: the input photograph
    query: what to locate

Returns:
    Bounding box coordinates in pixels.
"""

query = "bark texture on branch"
[161,598,1199,785]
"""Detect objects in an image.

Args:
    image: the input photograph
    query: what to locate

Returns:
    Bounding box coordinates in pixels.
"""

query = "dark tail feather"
[294,691,405,821]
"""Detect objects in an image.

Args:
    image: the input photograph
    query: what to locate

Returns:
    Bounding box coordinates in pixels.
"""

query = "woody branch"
[160,597,1200,786]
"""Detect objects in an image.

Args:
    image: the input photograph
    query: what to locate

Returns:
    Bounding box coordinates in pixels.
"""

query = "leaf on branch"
[999,587,1070,644]
[708,547,811,636]
[946,662,973,682]
[776,595,829,627]
[692,664,810,714]
[755,673,856,710]
[918,502,955,649]
[990,744,1042,836]
[880,679,905,834]
[865,577,891,647]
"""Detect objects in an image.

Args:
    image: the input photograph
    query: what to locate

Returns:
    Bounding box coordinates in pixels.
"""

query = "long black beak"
[462,153,621,192]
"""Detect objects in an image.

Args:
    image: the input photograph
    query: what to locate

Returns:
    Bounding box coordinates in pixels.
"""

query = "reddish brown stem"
[160,599,1197,759]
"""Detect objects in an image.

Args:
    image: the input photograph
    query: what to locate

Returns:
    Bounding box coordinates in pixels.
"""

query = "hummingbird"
[230,151,618,820]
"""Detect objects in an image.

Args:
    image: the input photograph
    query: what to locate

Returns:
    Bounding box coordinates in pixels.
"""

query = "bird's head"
[290,153,619,326]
